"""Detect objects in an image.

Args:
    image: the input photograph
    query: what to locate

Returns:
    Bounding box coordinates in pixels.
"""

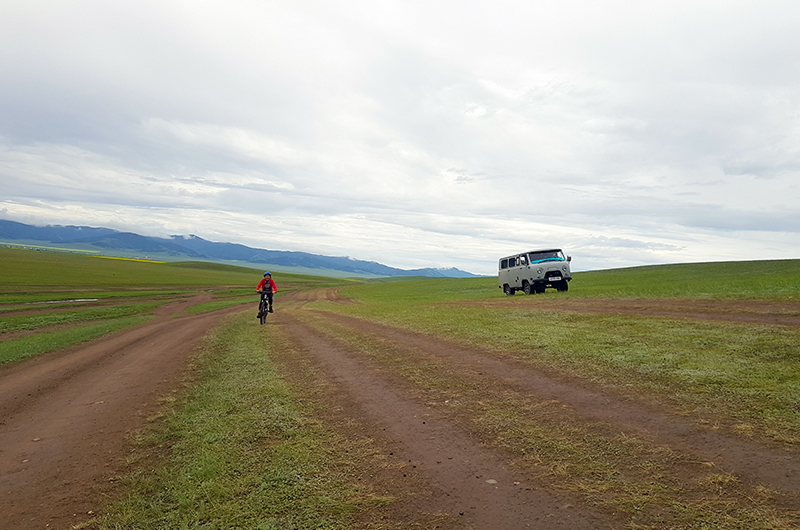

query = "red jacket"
[256,277,277,293]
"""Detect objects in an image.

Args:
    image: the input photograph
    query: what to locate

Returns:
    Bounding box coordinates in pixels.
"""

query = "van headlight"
[537,268,543,274]
[562,265,568,272]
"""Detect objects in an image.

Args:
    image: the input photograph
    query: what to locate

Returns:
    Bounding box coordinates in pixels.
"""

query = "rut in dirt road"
[0,298,240,530]
[275,286,800,527]
[314,311,800,495]
[282,312,607,530]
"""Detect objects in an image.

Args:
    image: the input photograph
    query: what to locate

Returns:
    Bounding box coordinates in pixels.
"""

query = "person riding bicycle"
[256,272,277,315]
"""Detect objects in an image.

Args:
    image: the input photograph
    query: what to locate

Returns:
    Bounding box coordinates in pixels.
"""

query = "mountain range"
[0,219,479,278]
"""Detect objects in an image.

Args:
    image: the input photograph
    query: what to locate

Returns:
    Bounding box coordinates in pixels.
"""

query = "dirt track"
[0,295,242,530]
[279,291,800,528]
[1,290,799,529]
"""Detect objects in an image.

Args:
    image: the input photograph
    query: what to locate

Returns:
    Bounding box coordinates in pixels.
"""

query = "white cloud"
[142,119,308,170]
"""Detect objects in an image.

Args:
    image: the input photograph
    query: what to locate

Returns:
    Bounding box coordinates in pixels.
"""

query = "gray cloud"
[1,0,799,275]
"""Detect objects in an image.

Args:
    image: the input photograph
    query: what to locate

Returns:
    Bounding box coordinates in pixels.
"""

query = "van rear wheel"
[504,284,515,296]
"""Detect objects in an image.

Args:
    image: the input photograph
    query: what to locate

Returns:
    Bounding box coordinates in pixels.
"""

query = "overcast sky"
[1,1,799,274]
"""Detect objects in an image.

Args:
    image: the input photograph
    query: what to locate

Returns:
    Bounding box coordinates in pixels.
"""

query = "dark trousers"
[260,291,273,309]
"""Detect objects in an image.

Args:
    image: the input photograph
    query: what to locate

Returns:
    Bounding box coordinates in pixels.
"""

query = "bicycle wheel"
[259,299,267,324]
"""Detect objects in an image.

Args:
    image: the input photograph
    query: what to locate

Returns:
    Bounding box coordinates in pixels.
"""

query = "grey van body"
[498,249,572,295]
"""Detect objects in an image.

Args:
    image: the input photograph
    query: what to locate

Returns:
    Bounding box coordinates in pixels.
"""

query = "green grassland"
[0,247,350,364]
[342,258,800,303]
[294,262,800,528]
[323,261,800,444]
[100,258,800,530]
[5,247,800,529]
[1,247,261,288]
[571,259,800,299]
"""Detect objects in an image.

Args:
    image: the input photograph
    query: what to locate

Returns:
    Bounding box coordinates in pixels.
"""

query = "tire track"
[314,310,800,495]
[0,297,241,530]
[281,311,607,529]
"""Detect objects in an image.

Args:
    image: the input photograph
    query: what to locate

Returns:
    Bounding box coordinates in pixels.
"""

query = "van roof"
[499,249,562,260]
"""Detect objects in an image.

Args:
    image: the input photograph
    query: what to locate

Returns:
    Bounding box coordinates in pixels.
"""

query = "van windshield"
[528,250,564,263]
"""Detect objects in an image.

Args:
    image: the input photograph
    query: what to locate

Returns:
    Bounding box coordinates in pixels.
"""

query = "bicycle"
[257,289,271,325]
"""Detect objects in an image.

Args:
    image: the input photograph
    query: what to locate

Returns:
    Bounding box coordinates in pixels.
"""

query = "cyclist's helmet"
[264,271,271,276]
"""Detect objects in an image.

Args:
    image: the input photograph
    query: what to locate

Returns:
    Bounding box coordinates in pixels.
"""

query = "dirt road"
[277,291,800,528]
[1,290,798,529]
[0,295,241,530]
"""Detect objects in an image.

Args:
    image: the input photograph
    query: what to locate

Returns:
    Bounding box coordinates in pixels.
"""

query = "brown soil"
[310,310,800,492]
[279,314,606,529]
[0,294,237,530]
[1,290,798,529]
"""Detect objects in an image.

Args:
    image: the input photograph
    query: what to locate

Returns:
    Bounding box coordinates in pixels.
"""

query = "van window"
[501,259,508,269]
[529,250,565,263]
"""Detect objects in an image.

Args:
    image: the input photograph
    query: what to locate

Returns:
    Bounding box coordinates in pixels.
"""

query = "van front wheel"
[523,281,532,295]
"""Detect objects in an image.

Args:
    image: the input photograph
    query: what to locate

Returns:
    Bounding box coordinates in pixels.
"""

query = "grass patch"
[0,247,351,296]
[328,279,800,444]
[342,258,800,303]
[95,313,381,529]
[184,297,256,314]
[0,315,153,364]
[573,259,800,300]
[0,290,192,306]
[0,302,165,334]
[210,287,255,298]
[0,247,262,288]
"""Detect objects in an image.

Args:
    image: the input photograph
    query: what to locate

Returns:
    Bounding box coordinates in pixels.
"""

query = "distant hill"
[0,219,479,278]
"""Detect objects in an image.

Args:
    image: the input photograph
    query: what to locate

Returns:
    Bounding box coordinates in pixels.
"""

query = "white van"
[498,249,572,295]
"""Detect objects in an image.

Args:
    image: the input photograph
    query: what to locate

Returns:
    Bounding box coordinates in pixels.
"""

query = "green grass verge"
[0,315,153,364]
[184,297,256,314]
[0,303,165,334]
[95,313,373,529]
[210,287,256,298]
[0,290,192,305]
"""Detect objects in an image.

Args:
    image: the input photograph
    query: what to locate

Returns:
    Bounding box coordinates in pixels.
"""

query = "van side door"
[511,255,525,288]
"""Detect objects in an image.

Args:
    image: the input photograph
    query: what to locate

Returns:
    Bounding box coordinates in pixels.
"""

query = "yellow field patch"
[91,256,166,264]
